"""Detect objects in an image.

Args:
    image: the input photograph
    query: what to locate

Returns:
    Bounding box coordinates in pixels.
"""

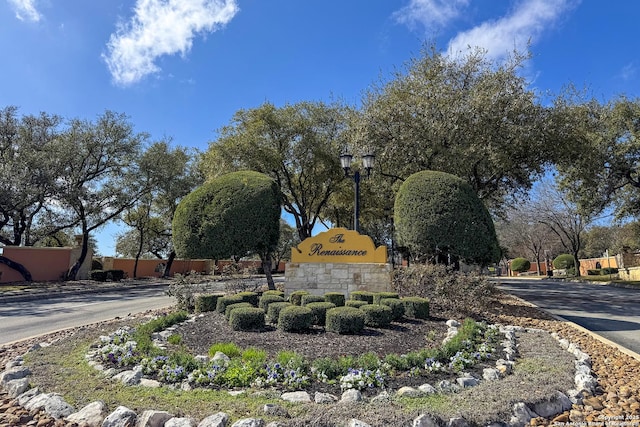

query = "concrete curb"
[506,293,640,362]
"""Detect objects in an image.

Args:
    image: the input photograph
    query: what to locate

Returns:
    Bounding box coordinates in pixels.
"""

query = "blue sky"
[2,0,639,257]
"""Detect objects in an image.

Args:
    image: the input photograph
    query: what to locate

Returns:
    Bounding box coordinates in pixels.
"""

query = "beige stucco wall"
[619,266,640,281]
[284,262,392,297]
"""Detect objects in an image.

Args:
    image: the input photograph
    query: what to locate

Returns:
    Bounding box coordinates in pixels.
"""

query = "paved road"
[496,278,640,355]
[0,286,174,345]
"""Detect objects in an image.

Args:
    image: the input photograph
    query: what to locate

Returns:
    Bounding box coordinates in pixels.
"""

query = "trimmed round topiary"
[289,290,310,306]
[225,302,253,320]
[324,292,345,307]
[345,300,368,308]
[553,254,575,270]
[262,290,285,298]
[380,298,405,321]
[195,294,224,313]
[360,304,393,328]
[373,292,399,305]
[350,291,375,304]
[258,294,285,311]
[236,291,259,307]
[229,307,265,331]
[511,257,531,273]
[216,294,245,313]
[266,301,293,324]
[402,297,430,319]
[301,294,325,306]
[305,301,336,326]
[278,306,313,332]
[325,306,365,334]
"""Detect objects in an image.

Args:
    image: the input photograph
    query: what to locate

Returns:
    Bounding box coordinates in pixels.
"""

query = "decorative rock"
[437,380,458,393]
[265,423,287,427]
[16,387,40,406]
[139,378,162,388]
[6,377,29,397]
[113,369,142,386]
[483,368,500,381]
[43,394,74,419]
[448,417,469,427]
[281,391,311,403]
[165,417,196,427]
[340,389,363,403]
[510,402,538,427]
[66,401,108,427]
[418,384,437,394]
[446,320,461,328]
[263,403,289,417]
[456,376,479,388]
[212,351,231,365]
[0,366,31,384]
[530,391,572,418]
[137,410,173,427]
[582,396,604,411]
[228,390,245,396]
[231,418,265,427]
[413,413,440,427]
[348,419,372,427]
[314,392,338,404]
[195,355,209,364]
[575,372,597,394]
[102,405,138,427]
[23,392,52,411]
[397,386,423,397]
[371,391,391,403]
[197,412,229,427]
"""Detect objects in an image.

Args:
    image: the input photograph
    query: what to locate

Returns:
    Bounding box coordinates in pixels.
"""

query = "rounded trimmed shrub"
[360,304,393,328]
[324,292,345,307]
[325,306,365,334]
[258,294,285,311]
[229,307,265,331]
[216,294,245,313]
[373,292,399,305]
[301,294,325,306]
[225,302,253,320]
[553,254,575,270]
[266,301,293,324]
[402,297,430,319]
[289,290,310,306]
[278,306,313,332]
[237,291,259,307]
[350,291,375,304]
[511,257,531,273]
[380,298,405,321]
[195,294,224,313]
[394,170,500,264]
[345,300,368,309]
[305,301,336,326]
[262,290,285,298]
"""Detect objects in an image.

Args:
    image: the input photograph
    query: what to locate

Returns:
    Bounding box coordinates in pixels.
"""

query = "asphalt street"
[496,278,640,356]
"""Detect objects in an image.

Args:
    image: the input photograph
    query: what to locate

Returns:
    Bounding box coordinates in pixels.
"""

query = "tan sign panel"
[291,227,387,264]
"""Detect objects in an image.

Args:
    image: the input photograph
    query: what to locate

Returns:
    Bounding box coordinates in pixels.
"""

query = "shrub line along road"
[494,277,640,358]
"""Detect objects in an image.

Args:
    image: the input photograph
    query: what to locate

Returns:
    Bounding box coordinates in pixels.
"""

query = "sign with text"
[291,228,387,264]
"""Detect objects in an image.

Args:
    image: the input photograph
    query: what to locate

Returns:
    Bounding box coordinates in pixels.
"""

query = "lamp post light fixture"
[340,151,375,233]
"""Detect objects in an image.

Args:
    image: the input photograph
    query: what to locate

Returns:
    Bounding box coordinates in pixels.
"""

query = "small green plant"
[266,301,293,324]
[225,302,253,320]
[349,291,375,303]
[373,292,399,304]
[511,257,531,273]
[288,290,310,305]
[324,292,345,306]
[278,306,313,332]
[262,290,285,298]
[345,300,368,308]
[258,294,285,311]
[380,298,405,321]
[195,294,223,313]
[305,301,336,326]
[216,294,245,314]
[360,304,393,328]
[242,347,268,366]
[167,334,182,345]
[236,291,259,306]
[208,342,242,358]
[275,350,308,372]
[229,307,265,331]
[357,351,381,371]
[325,306,365,334]
[300,294,325,306]
[402,296,430,319]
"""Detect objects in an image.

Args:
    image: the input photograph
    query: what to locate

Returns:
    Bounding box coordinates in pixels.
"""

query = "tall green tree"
[355,45,555,210]
[173,171,281,289]
[201,101,350,241]
[53,111,148,280]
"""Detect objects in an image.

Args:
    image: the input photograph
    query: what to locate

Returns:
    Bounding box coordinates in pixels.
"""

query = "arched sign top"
[291,228,387,264]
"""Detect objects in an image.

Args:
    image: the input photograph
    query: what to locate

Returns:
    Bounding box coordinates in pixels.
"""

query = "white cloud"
[103,0,239,87]
[618,62,638,81]
[7,0,42,22]
[447,0,577,62]
[393,0,470,31]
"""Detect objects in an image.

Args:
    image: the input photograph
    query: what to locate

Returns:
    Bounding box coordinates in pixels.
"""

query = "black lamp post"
[340,151,375,233]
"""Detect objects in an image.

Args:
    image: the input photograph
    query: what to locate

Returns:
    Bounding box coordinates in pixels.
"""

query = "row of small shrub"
[90,269,126,282]
[586,267,619,276]
[208,290,429,333]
